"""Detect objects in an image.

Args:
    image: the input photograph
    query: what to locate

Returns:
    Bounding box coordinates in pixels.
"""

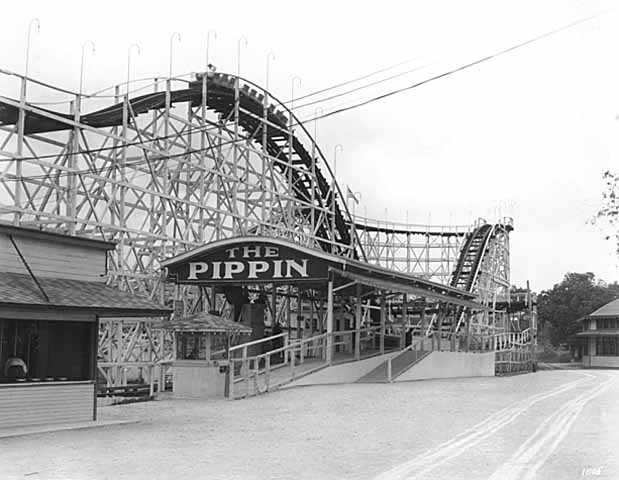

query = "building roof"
[0,272,170,317]
[157,312,252,333]
[0,223,117,250]
[580,298,619,320]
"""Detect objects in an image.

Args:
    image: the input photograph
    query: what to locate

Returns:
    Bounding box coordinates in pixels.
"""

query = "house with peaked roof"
[576,298,619,368]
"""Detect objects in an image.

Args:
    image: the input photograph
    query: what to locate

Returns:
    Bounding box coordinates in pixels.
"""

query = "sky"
[2,0,619,292]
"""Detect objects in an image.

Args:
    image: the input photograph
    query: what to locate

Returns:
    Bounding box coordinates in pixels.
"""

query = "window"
[595,336,619,356]
[176,332,208,360]
[0,319,94,383]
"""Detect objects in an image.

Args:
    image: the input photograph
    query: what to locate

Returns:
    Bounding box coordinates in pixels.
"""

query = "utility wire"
[297,11,608,125]
[292,63,430,111]
[283,57,421,104]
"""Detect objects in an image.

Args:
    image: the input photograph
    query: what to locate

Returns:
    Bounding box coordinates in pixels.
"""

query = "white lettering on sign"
[212,261,222,279]
[248,261,269,279]
[188,262,208,280]
[243,246,261,258]
[224,261,245,279]
[285,259,308,278]
[273,259,283,278]
[183,245,314,281]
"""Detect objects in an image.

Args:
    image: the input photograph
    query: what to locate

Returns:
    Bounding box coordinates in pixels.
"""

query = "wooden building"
[161,312,252,398]
[577,299,619,368]
[0,224,170,429]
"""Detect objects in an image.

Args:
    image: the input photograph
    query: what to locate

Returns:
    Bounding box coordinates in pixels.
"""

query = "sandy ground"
[0,370,615,480]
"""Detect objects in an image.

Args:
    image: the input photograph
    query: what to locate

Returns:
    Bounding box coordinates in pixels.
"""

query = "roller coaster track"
[0,71,355,258]
[450,224,494,291]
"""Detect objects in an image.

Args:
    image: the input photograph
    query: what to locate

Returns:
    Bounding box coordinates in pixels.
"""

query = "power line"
[283,57,421,104]
[297,11,608,125]
[292,62,430,111]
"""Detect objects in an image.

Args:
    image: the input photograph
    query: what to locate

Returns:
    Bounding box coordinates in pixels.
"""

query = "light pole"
[206,30,217,69]
[169,32,181,79]
[237,36,248,79]
[333,144,343,177]
[24,18,40,81]
[79,41,95,97]
[23,17,40,101]
[313,107,323,144]
[265,51,275,93]
[126,43,140,97]
[290,76,302,128]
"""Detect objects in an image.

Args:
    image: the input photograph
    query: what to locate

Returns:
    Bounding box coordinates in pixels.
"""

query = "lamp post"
[169,32,181,79]
[206,30,217,69]
[333,144,343,177]
[237,36,248,79]
[290,76,302,130]
[265,51,275,93]
[331,144,343,239]
[79,41,95,97]
[24,18,40,82]
[126,43,140,97]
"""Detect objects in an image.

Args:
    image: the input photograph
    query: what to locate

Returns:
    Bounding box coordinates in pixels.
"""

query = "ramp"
[357,347,429,383]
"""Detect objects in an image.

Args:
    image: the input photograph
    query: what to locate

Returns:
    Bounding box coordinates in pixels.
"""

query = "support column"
[401,293,408,349]
[271,283,277,327]
[465,313,471,352]
[380,290,386,355]
[355,283,362,360]
[326,276,334,365]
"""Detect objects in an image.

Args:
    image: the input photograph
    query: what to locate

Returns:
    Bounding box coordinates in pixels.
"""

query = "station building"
[0,224,169,429]
[578,298,619,368]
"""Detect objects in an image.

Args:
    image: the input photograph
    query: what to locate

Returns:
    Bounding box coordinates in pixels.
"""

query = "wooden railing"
[228,326,383,399]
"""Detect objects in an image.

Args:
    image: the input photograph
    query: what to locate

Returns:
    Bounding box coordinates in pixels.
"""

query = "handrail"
[229,332,288,353]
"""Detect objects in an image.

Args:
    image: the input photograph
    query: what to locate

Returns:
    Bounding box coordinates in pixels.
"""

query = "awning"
[331,268,487,310]
[0,272,171,317]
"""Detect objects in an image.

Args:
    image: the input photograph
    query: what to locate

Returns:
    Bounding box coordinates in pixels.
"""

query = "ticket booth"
[165,312,251,398]
[0,224,170,429]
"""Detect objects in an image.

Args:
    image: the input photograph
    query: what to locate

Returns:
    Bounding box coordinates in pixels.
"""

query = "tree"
[595,170,619,253]
[537,272,619,347]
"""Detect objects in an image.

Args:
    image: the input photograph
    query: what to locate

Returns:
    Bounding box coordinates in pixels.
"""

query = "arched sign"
[162,237,339,284]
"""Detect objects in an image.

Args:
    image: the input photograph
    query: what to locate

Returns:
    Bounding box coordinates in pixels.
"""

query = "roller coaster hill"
[0,66,536,398]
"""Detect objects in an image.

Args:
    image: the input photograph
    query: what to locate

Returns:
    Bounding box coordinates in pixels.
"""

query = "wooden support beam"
[401,293,408,349]
[380,290,386,355]
[355,283,362,361]
[326,277,334,365]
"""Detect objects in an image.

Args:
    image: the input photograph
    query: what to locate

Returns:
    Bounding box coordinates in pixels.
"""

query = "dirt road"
[1,370,615,479]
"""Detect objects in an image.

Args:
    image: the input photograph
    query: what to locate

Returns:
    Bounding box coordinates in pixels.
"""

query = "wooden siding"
[0,233,107,282]
[0,382,94,429]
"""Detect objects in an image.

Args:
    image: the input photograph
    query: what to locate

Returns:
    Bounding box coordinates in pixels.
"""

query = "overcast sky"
[3,0,619,292]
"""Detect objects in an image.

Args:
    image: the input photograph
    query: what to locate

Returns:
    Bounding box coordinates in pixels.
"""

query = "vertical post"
[387,357,392,383]
[149,365,154,397]
[283,333,289,365]
[420,300,427,348]
[265,355,271,392]
[380,290,386,355]
[401,293,408,349]
[271,282,278,327]
[355,283,362,360]
[326,276,334,365]
[465,313,471,352]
